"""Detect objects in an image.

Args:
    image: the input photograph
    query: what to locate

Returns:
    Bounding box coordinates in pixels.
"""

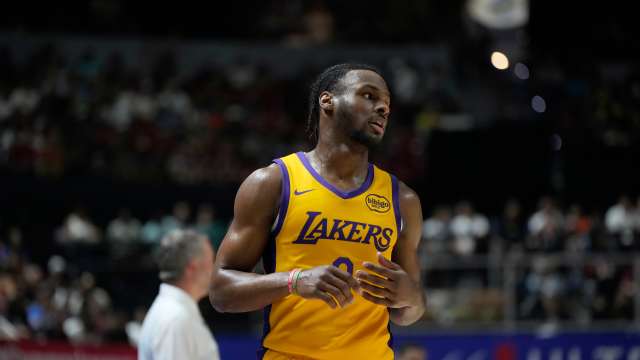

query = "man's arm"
[355,181,427,326]
[209,164,359,313]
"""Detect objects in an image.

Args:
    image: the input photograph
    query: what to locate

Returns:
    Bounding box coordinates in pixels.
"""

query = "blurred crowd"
[0,229,138,344]
[422,195,640,257]
[0,43,447,186]
[0,44,304,184]
[1,41,639,191]
[56,201,226,258]
[421,195,639,326]
[0,201,226,344]
[2,196,639,343]
[2,36,639,190]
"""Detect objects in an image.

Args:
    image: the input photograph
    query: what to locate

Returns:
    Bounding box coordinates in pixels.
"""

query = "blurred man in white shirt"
[605,196,637,248]
[138,229,220,360]
[450,202,489,256]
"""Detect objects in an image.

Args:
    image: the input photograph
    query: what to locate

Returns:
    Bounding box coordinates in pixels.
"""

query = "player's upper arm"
[393,181,424,283]
[215,163,282,272]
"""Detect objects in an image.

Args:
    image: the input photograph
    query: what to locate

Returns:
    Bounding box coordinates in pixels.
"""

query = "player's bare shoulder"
[398,181,421,210]
[234,163,283,218]
[397,180,423,241]
[242,163,282,193]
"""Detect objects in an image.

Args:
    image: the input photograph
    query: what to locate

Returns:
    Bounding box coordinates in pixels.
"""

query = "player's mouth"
[368,120,385,135]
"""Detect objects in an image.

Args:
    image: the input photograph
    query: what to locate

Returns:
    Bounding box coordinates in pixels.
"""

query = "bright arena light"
[531,95,546,113]
[514,62,529,79]
[490,51,509,70]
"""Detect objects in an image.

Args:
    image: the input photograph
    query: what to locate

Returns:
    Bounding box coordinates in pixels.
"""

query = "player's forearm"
[209,269,289,313]
[389,290,426,326]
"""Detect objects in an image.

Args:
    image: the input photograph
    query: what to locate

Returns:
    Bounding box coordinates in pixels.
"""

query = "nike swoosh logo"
[294,189,315,196]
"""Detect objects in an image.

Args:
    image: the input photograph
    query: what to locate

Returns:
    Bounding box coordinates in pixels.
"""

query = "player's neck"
[309,138,369,181]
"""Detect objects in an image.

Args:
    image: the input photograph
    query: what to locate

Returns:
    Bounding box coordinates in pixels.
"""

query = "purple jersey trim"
[271,159,290,237]
[260,159,288,358]
[389,174,401,349]
[258,304,272,359]
[295,152,374,199]
[391,174,402,234]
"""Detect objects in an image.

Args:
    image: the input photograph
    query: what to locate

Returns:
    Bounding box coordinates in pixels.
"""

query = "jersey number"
[332,257,353,275]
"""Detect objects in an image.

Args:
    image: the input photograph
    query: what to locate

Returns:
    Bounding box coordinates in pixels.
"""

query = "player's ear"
[319,91,334,112]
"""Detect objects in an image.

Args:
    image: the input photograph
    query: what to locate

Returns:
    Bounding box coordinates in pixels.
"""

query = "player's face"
[334,70,391,148]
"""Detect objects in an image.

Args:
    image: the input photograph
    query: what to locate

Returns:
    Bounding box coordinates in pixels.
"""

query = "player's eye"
[363,92,373,100]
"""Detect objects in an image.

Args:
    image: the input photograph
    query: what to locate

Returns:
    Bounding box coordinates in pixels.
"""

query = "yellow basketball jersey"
[260,152,401,360]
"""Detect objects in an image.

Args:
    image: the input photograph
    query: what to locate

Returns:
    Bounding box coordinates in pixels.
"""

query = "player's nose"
[375,102,390,120]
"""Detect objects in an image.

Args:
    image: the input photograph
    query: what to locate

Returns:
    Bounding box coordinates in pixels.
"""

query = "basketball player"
[209,63,426,359]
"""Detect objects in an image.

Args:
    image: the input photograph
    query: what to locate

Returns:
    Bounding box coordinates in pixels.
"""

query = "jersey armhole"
[390,174,403,234]
[270,159,290,237]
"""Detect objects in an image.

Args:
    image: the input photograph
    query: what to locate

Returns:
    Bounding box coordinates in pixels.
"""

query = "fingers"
[355,270,394,289]
[329,266,360,290]
[362,261,395,278]
[314,290,338,309]
[326,272,355,305]
[361,291,392,307]
[358,281,392,299]
[377,253,401,270]
[317,281,348,307]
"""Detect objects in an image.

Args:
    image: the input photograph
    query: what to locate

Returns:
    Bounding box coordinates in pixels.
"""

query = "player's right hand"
[295,266,360,309]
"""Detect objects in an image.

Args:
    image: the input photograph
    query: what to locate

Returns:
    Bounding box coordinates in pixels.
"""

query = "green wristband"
[293,270,303,295]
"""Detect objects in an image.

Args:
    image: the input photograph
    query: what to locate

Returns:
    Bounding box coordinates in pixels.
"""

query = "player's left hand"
[356,253,422,308]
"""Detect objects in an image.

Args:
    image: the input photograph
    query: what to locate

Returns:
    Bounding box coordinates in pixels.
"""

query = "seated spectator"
[106,208,142,259]
[66,272,118,344]
[161,201,191,236]
[0,272,28,340]
[421,206,452,257]
[520,257,565,322]
[0,227,27,270]
[613,270,634,318]
[604,196,636,249]
[141,212,163,245]
[527,197,564,251]
[494,199,525,252]
[449,202,489,256]
[584,259,618,320]
[107,209,141,243]
[56,208,101,246]
[564,204,592,252]
[55,208,105,271]
[155,81,193,130]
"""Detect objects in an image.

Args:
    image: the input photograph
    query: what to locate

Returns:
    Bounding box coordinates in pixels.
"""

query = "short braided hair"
[306,63,382,144]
